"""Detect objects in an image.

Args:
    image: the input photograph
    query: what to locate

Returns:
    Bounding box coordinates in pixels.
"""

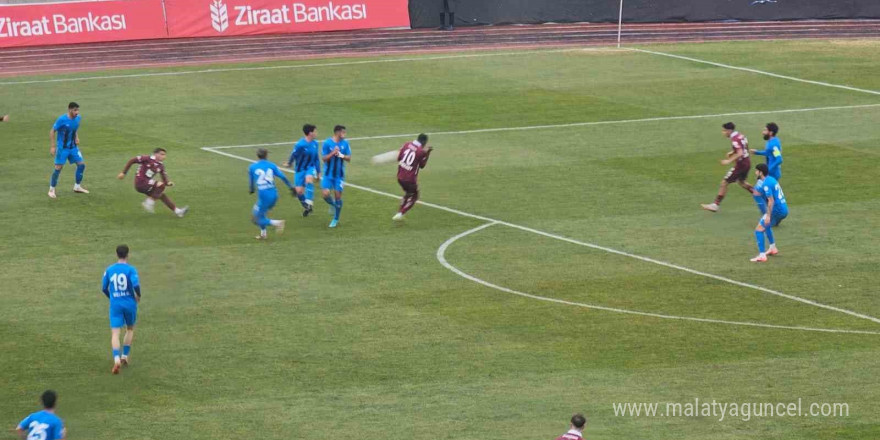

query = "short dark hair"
[766,122,779,136]
[571,413,586,429]
[722,122,735,130]
[756,163,769,176]
[41,390,57,409]
[116,245,129,259]
[257,148,268,159]
[68,102,79,110]
[153,147,167,154]
[417,133,429,145]
[333,125,346,133]
[302,124,316,136]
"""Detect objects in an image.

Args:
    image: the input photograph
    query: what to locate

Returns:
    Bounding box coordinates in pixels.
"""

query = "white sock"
[260,229,267,236]
[114,355,121,364]
[145,198,156,207]
[269,220,282,227]
[769,244,777,250]
[49,186,55,191]
[121,355,129,360]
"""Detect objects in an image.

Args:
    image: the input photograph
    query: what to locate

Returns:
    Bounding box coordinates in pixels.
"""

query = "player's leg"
[321,177,335,214]
[329,180,344,228]
[702,171,733,212]
[151,183,187,217]
[294,171,307,207]
[304,172,316,207]
[751,218,769,262]
[121,306,137,366]
[109,304,124,372]
[49,157,64,198]
[72,150,88,193]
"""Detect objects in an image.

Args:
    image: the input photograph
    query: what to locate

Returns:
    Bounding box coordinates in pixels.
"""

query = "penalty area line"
[437,223,880,335]
[200,146,880,328]
[205,103,880,149]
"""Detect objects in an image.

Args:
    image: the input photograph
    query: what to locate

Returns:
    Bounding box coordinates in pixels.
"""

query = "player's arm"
[15,426,27,440]
[751,146,770,156]
[284,146,298,168]
[322,144,338,162]
[118,156,141,179]
[273,165,295,192]
[721,150,743,165]
[49,127,57,156]
[131,270,141,303]
[339,146,351,162]
[248,170,256,194]
[160,166,173,187]
[102,272,111,298]
[1,114,9,122]
[419,146,433,169]
[763,196,775,225]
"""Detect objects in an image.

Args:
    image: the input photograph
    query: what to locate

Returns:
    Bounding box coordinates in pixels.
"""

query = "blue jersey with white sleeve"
[757,176,788,216]
[102,263,140,305]
[53,114,81,149]
[754,137,782,179]
[18,410,65,440]
[249,160,291,194]
[288,138,320,173]
[322,138,351,179]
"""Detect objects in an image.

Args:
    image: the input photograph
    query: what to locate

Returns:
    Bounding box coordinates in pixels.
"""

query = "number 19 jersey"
[102,263,140,305]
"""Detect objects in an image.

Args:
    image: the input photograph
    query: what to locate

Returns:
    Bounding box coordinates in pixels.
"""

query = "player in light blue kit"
[15,390,66,440]
[749,122,783,215]
[102,245,140,374]
[283,124,321,217]
[751,164,789,263]
[48,102,88,199]
[249,148,294,240]
[321,125,352,228]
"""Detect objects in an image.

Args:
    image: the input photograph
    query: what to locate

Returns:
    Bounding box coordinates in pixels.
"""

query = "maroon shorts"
[136,181,166,198]
[398,179,418,194]
[724,160,751,183]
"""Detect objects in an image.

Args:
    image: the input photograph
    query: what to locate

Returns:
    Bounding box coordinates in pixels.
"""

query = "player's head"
[153,147,167,161]
[41,390,57,409]
[303,124,317,139]
[763,122,779,140]
[722,122,735,137]
[116,245,129,260]
[333,125,346,139]
[417,134,429,145]
[68,102,80,117]
[570,413,586,431]
[755,163,769,179]
[257,148,268,160]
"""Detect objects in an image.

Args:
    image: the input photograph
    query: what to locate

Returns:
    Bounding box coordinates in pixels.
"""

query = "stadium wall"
[408,0,880,28]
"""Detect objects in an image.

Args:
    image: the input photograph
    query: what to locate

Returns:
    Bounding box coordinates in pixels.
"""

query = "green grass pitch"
[1,39,880,439]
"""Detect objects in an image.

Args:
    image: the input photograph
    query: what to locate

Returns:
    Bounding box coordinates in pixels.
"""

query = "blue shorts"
[759,211,788,228]
[294,168,317,187]
[253,191,278,216]
[321,177,345,192]
[54,147,83,166]
[109,302,137,328]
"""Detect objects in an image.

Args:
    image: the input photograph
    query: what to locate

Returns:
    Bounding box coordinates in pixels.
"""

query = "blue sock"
[334,199,342,220]
[755,230,766,253]
[753,195,767,215]
[296,192,305,204]
[75,164,85,184]
[50,169,61,187]
[764,224,775,245]
[323,195,334,206]
[305,182,314,203]
[112,348,120,358]
[123,345,131,356]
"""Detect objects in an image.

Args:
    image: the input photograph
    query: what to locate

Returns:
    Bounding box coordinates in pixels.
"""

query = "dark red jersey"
[123,155,168,187]
[729,131,750,163]
[397,141,430,182]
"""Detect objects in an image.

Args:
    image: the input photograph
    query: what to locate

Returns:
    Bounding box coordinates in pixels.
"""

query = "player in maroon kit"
[701,122,755,212]
[554,413,586,440]
[392,133,433,221]
[117,148,188,217]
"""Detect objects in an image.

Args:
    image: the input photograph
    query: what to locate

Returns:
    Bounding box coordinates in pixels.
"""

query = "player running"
[102,245,141,374]
[118,148,189,217]
[701,122,755,212]
[749,122,783,215]
[321,125,351,228]
[249,148,294,240]
[750,163,789,262]
[48,102,88,199]
[15,391,66,440]
[393,134,433,221]
[284,124,320,217]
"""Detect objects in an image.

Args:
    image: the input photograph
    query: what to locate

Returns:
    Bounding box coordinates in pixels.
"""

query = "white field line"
[0,47,624,86]
[437,223,880,335]
[629,48,880,96]
[201,146,880,328]
[207,103,880,149]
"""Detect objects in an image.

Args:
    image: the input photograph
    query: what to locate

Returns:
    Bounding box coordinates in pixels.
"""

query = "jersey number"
[110,273,128,295]
[255,168,275,186]
[775,184,787,204]
[27,422,50,440]
[400,150,416,167]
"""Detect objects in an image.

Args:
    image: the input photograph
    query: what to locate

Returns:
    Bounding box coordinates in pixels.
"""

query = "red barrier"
[164,0,410,38]
[0,0,167,48]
